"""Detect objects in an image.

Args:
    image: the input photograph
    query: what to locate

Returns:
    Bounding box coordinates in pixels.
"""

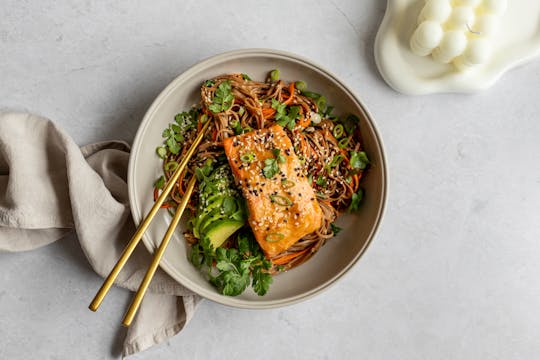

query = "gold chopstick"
[89,119,210,313]
[122,175,196,326]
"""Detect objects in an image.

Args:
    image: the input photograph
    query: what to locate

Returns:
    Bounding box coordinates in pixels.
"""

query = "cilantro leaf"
[343,114,360,134]
[330,223,342,235]
[350,151,370,170]
[166,136,180,155]
[263,158,279,178]
[252,267,273,296]
[262,149,286,179]
[211,247,250,296]
[272,99,301,130]
[160,110,200,155]
[209,81,233,113]
[348,188,364,212]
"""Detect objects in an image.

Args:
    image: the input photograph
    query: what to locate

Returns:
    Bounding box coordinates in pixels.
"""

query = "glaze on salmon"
[223,125,323,258]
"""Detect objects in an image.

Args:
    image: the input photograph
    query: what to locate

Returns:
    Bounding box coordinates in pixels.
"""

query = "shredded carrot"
[154,187,175,208]
[297,133,310,157]
[262,82,295,120]
[351,173,360,193]
[262,107,276,119]
[297,115,310,128]
[272,248,309,265]
[283,82,295,105]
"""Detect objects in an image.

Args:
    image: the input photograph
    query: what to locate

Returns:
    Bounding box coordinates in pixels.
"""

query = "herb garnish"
[208,81,234,113]
[271,99,301,130]
[330,223,342,235]
[190,231,273,296]
[350,151,370,170]
[157,109,198,156]
[262,149,286,178]
[348,188,364,212]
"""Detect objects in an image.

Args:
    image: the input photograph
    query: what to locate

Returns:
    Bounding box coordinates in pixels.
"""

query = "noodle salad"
[154,70,369,296]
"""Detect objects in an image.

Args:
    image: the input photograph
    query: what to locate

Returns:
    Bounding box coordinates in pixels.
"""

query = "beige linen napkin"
[0,112,202,356]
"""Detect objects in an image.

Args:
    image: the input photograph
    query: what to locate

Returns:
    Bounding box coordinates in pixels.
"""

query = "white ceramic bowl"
[128,49,387,308]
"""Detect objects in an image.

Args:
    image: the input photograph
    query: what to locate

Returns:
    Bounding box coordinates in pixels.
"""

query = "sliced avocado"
[193,196,225,238]
[199,207,228,235]
[205,220,244,249]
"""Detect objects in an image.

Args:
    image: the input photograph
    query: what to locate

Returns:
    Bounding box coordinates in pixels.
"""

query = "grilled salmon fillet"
[223,125,323,258]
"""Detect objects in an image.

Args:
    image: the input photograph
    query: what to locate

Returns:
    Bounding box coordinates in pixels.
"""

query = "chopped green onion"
[204,80,214,87]
[329,154,344,168]
[338,137,350,149]
[238,106,245,116]
[333,124,345,139]
[164,161,178,171]
[200,114,209,123]
[156,146,167,159]
[269,69,280,82]
[269,194,293,207]
[295,80,307,92]
[302,91,321,99]
[307,174,313,184]
[265,233,284,242]
[240,151,256,163]
[316,96,327,112]
[242,73,252,81]
[242,126,253,133]
[281,179,296,189]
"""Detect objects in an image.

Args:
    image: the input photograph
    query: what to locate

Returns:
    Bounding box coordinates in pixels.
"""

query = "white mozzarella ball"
[474,14,499,37]
[447,6,476,30]
[418,0,452,23]
[482,0,507,14]
[410,21,444,56]
[432,30,468,64]
[454,38,492,69]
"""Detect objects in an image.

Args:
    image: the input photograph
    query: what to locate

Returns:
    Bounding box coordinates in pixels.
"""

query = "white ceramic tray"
[375,0,540,94]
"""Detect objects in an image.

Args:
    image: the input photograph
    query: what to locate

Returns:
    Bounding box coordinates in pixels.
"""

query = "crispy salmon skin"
[223,125,323,258]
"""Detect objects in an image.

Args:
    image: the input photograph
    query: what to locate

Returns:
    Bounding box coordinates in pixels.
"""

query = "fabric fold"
[0,112,201,356]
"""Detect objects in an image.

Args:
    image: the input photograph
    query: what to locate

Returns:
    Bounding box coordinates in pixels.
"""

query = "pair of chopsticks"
[89,120,211,327]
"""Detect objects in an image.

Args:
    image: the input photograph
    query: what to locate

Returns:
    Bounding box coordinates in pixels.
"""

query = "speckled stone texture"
[2,1,540,359]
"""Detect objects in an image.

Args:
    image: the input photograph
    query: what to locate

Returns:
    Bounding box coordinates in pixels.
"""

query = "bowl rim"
[127,48,388,308]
